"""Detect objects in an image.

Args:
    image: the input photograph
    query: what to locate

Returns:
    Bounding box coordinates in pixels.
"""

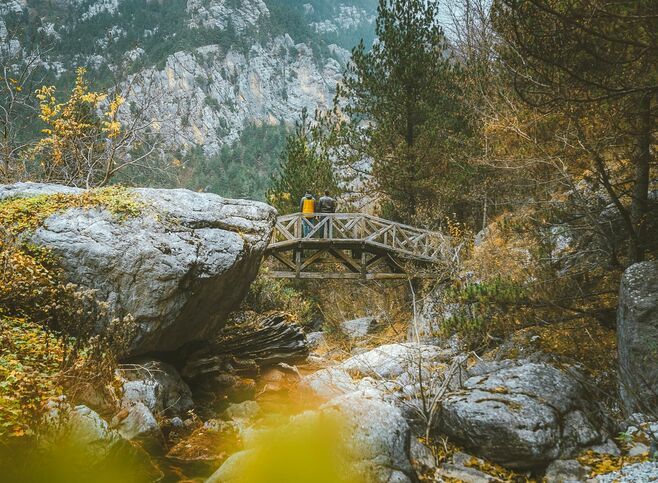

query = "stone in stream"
[0,182,276,356]
[340,315,380,340]
[119,359,194,418]
[617,261,658,414]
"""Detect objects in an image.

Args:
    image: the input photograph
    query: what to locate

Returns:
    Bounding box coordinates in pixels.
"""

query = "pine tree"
[268,109,339,214]
[338,0,472,222]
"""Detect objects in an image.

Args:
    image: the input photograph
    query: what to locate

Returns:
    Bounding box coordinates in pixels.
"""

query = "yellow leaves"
[32,67,124,170]
[102,120,121,138]
[577,449,649,477]
[105,95,124,117]
[0,315,65,438]
[80,92,107,104]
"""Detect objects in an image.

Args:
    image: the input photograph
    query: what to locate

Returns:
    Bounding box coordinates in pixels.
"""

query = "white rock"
[112,402,163,448]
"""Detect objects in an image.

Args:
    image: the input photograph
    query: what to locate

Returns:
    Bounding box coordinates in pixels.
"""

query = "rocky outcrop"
[6,0,377,161]
[440,361,606,469]
[617,261,658,414]
[1,182,276,356]
[122,36,345,155]
[182,312,308,379]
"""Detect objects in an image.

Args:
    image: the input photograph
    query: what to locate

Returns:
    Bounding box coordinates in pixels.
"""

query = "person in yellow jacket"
[299,190,316,237]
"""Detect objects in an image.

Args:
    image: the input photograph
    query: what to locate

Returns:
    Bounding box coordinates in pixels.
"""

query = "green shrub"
[440,277,531,349]
[242,272,318,327]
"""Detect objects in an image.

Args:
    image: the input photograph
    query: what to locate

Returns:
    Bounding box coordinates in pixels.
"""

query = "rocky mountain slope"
[1,0,376,157]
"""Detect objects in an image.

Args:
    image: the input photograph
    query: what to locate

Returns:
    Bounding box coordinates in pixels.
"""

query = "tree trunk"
[630,92,653,263]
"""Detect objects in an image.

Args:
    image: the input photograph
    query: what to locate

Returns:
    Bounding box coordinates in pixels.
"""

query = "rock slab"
[617,261,658,413]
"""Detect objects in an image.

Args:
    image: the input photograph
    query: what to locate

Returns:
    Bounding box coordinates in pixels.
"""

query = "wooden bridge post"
[295,245,301,278]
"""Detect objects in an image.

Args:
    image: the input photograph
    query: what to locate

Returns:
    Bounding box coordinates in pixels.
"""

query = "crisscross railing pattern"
[269,212,449,262]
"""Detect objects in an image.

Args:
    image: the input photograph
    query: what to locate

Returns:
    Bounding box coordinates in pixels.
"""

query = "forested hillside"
[1,0,376,198]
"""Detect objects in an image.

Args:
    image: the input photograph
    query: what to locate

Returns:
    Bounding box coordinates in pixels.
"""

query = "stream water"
[158,363,332,482]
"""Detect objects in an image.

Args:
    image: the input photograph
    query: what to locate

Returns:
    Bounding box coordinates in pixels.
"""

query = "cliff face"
[2,0,376,155]
[122,36,343,155]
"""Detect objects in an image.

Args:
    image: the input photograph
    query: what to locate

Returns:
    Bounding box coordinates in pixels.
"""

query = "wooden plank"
[365,223,393,243]
[267,213,449,265]
[265,271,443,280]
[267,239,438,262]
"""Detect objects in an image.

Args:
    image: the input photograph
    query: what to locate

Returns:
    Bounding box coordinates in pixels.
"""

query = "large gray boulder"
[617,261,658,413]
[206,390,415,483]
[0,182,276,356]
[440,361,606,469]
[321,391,415,483]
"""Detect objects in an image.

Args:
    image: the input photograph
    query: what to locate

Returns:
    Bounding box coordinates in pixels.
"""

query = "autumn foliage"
[0,188,140,438]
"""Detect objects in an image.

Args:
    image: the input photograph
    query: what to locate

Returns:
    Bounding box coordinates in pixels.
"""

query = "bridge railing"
[269,212,451,261]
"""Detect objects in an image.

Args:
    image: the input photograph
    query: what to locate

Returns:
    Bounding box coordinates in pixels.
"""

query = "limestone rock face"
[440,361,606,469]
[5,0,378,160]
[1,182,276,356]
[182,312,309,379]
[617,261,658,413]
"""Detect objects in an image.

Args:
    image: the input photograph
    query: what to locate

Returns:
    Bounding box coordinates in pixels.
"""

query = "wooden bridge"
[264,213,451,280]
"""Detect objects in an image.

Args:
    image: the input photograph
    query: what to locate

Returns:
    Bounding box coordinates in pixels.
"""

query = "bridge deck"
[264,213,450,280]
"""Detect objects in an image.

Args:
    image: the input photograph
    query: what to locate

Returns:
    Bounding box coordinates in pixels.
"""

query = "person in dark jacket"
[317,191,336,237]
[317,191,337,213]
